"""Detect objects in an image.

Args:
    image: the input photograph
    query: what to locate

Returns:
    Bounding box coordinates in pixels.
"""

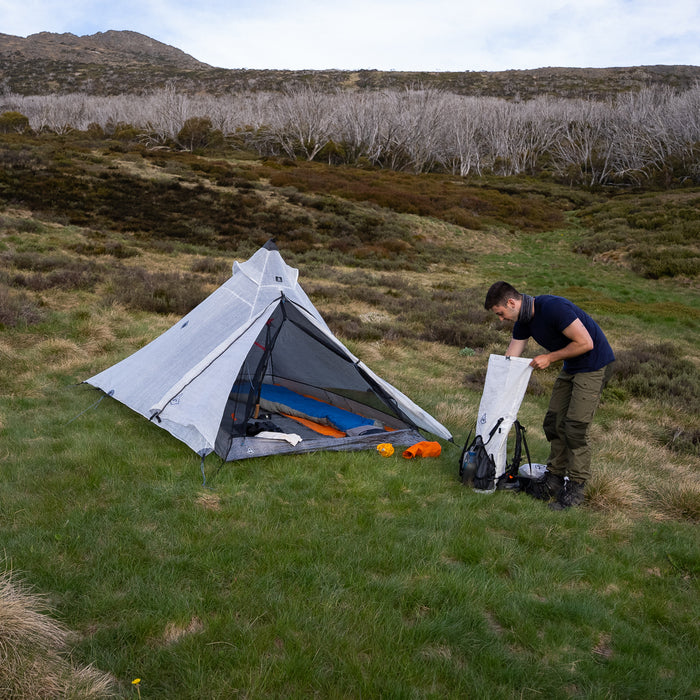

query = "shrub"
[70,240,140,259]
[0,111,30,134]
[629,246,700,279]
[575,194,700,280]
[15,219,44,234]
[655,426,700,458]
[260,161,565,233]
[190,158,237,185]
[85,122,105,139]
[611,341,700,412]
[404,288,504,348]
[323,310,393,342]
[176,116,224,151]
[3,253,104,291]
[109,121,142,141]
[0,284,45,327]
[104,267,208,315]
[190,256,229,275]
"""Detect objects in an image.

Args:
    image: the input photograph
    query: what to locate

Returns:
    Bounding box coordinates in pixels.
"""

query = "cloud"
[173,0,700,70]
[1,0,699,71]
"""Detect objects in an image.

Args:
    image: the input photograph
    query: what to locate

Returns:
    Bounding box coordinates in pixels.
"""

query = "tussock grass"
[651,481,700,522]
[0,571,116,699]
[587,464,649,515]
[588,419,700,521]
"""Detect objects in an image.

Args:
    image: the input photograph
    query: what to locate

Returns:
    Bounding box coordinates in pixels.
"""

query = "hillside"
[1,30,699,97]
[0,130,698,697]
[0,30,209,69]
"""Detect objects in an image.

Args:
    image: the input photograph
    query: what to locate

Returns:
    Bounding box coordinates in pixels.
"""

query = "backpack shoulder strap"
[503,419,532,480]
[519,421,532,470]
[483,417,504,446]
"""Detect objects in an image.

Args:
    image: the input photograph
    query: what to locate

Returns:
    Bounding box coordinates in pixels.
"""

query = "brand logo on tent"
[479,412,488,425]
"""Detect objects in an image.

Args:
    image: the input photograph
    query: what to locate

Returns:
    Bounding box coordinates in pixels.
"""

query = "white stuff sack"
[475,354,533,490]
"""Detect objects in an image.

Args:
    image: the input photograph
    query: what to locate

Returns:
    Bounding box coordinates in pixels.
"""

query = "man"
[484,282,615,510]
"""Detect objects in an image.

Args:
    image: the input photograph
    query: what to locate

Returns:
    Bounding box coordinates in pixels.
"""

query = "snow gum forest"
[2,82,699,187]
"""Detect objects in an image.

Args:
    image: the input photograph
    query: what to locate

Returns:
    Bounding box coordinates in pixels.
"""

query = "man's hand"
[530,354,552,370]
[528,319,594,370]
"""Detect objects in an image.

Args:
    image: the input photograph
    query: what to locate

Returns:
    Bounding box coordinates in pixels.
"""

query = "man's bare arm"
[506,338,529,358]
[529,319,593,370]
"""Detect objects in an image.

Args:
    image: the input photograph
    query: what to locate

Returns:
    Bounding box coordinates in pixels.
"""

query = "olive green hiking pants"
[542,363,614,483]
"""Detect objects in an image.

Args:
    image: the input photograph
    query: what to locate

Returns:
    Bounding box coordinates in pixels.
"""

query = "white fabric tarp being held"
[474,354,533,491]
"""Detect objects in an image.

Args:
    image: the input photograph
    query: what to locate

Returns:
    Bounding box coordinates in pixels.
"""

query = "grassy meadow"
[0,132,699,698]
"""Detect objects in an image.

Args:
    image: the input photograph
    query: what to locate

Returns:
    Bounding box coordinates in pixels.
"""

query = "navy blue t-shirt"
[513,295,614,373]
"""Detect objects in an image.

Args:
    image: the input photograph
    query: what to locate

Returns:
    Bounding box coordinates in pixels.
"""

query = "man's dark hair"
[484,281,522,310]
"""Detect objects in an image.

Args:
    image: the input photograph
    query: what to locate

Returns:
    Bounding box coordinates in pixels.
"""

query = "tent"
[85,240,452,461]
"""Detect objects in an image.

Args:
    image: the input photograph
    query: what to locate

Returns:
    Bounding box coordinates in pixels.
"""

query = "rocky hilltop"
[1,30,699,98]
[0,30,209,69]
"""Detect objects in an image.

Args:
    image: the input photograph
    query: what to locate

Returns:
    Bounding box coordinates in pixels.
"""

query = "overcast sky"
[2,0,699,72]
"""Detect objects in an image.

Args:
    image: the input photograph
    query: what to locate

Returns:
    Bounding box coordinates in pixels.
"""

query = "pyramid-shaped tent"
[86,241,452,460]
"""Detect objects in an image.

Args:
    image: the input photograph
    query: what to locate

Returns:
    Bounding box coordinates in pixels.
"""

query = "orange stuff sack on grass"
[402,441,441,459]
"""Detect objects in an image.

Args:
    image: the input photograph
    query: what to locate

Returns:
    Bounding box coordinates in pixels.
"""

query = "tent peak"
[263,238,278,251]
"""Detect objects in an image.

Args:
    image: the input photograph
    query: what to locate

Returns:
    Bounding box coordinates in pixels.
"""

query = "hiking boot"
[549,480,586,511]
[531,470,565,501]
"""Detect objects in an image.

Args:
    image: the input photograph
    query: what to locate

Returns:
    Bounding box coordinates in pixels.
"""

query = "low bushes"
[104,268,209,315]
[306,275,508,352]
[610,341,700,415]
[575,193,700,279]
[262,161,566,233]
[0,284,45,328]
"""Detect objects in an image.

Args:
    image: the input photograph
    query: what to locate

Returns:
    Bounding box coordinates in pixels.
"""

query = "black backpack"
[459,418,531,492]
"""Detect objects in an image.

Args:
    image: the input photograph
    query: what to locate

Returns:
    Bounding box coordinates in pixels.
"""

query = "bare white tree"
[268,86,335,160]
[393,87,447,173]
[548,99,617,186]
[146,83,193,141]
[333,90,386,165]
[4,83,699,185]
[435,96,492,176]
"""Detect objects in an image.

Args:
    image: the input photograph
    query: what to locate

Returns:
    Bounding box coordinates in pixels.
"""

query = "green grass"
[1,133,699,698]
[2,396,699,698]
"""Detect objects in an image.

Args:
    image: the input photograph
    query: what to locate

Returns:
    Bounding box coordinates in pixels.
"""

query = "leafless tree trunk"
[549,100,617,186]
[4,83,699,186]
[436,96,490,176]
[268,86,335,160]
[333,91,386,165]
